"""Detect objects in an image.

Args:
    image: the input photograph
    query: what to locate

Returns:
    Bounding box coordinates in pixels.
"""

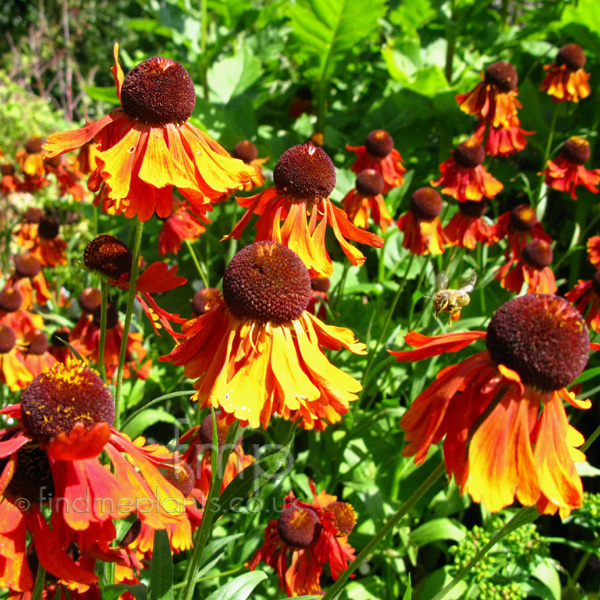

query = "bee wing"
[435,271,448,290]
[459,269,477,293]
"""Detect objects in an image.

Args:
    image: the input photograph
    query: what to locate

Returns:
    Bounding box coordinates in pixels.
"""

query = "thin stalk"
[97,279,109,382]
[121,390,196,431]
[535,103,561,210]
[444,0,457,83]
[31,562,46,600]
[430,507,539,600]
[200,0,209,101]
[408,255,432,329]
[332,262,350,315]
[114,220,144,428]
[178,413,240,600]
[185,239,209,288]
[360,253,415,391]
[322,462,445,600]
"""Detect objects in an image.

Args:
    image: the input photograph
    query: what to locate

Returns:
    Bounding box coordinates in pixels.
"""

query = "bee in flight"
[430,269,477,324]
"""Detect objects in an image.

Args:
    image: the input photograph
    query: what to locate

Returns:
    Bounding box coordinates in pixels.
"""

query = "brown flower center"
[560,137,591,166]
[509,204,537,231]
[92,302,120,330]
[223,242,311,324]
[79,288,102,313]
[486,294,589,391]
[24,207,44,223]
[28,331,49,356]
[556,44,586,71]
[454,139,485,168]
[0,325,16,354]
[38,216,60,240]
[365,129,394,158]
[325,502,357,536]
[1,163,15,176]
[84,234,133,280]
[120,57,196,126]
[199,411,231,448]
[1,442,54,505]
[484,61,518,92]
[25,137,44,155]
[277,505,322,548]
[164,460,195,497]
[0,287,23,313]
[355,169,384,196]
[14,254,42,278]
[409,188,443,222]
[273,145,336,201]
[21,359,116,445]
[459,199,488,218]
[593,271,600,296]
[522,239,553,269]
[311,277,330,293]
[233,140,258,164]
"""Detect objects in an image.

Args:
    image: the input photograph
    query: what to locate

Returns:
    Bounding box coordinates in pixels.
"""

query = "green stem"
[360,253,415,391]
[120,390,196,431]
[408,255,432,330]
[31,562,46,600]
[178,412,240,600]
[185,239,210,289]
[333,262,350,316]
[200,0,209,101]
[316,79,327,136]
[444,0,457,83]
[114,220,144,428]
[535,103,561,210]
[97,279,109,382]
[430,507,538,600]
[322,462,445,600]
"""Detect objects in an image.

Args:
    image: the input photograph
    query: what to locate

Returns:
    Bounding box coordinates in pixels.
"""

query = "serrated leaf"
[288,0,386,82]
[150,530,173,600]
[204,571,267,600]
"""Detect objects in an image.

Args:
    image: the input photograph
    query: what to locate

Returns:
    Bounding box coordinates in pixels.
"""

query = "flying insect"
[430,269,477,324]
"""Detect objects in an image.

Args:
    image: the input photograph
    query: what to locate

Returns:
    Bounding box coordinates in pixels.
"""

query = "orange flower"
[158,198,210,255]
[475,119,532,157]
[21,330,57,378]
[225,144,383,277]
[456,61,520,129]
[191,288,221,318]
[43,44,254,222]
[18,215,67,268]
[540,44,591,103]
[397,188,445,256]
[70,298,151,380]
[1,163,21,194]
[0,359,190,591]
[44,154,88,202]
[232,140,267,191]
[341,169,393,232]
[493,204,551,260]
[248,481,356,597]
[495,239,557,294]
[390,294,591,517]
[5,254,51,309]
[83,235,188,338]
[443,199,498,250]
[163,242,366,430]
[431,139,503,202]
[566,272,600,333]
[541,137,600,200]
[0,324,32,391]
[0,287,45,339]
[347,130,406,193]
[15,137,50,193]
[587,236,600,269]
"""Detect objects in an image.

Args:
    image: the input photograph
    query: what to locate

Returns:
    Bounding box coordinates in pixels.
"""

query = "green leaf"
[409,518,467,546]
[150,530,173,600]
[560,0,600,56]
[288,0,386,82]
[204,571,267,600]
[122,408,180,440]
[214,436,294,518]
[208,46,263,104]
[531,559,561,600]
[84,86,120,105]
[104,584,148,600]
[382,47,448,97]
[403,574,412,600]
